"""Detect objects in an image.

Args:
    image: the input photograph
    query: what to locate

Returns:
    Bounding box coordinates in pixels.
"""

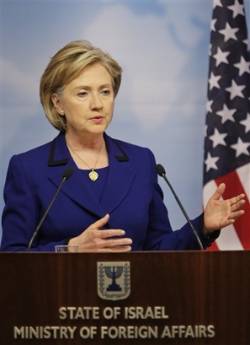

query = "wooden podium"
[0,251,249,344]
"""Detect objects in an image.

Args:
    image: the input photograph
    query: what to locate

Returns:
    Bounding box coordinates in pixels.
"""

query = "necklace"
[67,141,104,182]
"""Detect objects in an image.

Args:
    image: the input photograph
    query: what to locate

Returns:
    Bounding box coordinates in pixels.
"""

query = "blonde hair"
[40,40,122,131]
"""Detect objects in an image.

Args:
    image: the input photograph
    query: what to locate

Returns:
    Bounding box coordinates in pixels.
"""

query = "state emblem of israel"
[97,261,131,301]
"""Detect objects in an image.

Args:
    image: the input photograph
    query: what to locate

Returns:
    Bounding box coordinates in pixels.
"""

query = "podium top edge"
[0,250,249,255]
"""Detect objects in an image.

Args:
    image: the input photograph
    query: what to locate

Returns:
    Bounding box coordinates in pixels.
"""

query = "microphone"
[28,167,74,249]
[156,163,204,250]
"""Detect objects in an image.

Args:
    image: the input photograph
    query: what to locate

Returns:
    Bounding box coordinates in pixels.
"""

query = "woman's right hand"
[68,214,132,252]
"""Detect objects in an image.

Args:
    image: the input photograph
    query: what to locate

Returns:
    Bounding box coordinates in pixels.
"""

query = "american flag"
[203,0,250,250]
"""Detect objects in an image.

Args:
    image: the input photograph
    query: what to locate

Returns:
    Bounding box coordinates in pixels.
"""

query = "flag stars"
[209,128,227,148]
[243,39,250,51]
[213,0,223,8]
[209,43,212,56]
[228,0,244,18]
[211,18,217,31]
[209,72,221,90]
[231,138,250,157]
[205,0,250,208]
[240,114,250,133]
[213,47,230,67]
[234,56,250,76]
[219,23,239,42]
[217,104,236,123]
[204,124,208,136]
[226,80,245,100]
[205,153,219,172]
[206,100,213,113]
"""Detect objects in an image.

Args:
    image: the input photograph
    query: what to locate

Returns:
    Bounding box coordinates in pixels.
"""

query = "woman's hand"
[204,183,246,234]
[68,214,132,252]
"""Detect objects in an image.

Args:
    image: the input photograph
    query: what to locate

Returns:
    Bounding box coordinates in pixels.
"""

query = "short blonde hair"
[40,40,122,131]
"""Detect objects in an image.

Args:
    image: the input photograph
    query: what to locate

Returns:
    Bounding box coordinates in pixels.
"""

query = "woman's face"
[52,63,115,137]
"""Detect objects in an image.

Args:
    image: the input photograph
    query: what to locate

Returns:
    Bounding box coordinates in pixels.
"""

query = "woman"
[0,40,245,252]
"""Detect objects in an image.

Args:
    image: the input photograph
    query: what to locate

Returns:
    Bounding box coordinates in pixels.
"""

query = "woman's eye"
[101,89,111,95]
[77,91,87,97]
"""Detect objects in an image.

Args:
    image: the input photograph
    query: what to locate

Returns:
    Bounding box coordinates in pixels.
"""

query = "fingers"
[99,245,132,253]
[97,228,126,239]
[104,237,133,248]
[204,188,246,231]
[91,238,132,251]
[230,209,245,218]
[78,245,132,253]
[72,215,133,252]
[223,208,245,227]
[229,193,245,206]
[76,222,132,252]
[88,234,132,249]
[89,213,110,229]
[212,183,226,200]
[227,194,245,223]
[230,198,245,212]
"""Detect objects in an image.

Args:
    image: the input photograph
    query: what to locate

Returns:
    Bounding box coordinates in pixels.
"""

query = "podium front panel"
[0,251,249,345]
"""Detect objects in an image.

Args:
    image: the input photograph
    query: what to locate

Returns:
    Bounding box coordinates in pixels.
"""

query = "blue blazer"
[1,133,215,251]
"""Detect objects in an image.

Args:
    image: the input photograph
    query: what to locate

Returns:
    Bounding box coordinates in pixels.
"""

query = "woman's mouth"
[89,116,104,124]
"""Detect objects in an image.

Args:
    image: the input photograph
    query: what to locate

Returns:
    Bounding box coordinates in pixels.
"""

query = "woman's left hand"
[204,183,246,234]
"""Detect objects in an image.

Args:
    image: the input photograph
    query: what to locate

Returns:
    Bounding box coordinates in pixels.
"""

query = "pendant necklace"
[67,141,104,182]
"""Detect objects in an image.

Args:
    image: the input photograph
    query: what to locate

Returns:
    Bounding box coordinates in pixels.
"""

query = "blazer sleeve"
[143,150,219,250]
[1,156,67,252]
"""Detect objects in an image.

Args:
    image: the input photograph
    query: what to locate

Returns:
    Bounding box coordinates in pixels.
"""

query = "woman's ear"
[51,93,64,115]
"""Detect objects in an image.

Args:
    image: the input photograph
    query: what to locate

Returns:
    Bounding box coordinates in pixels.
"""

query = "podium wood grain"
[0,251,249,344]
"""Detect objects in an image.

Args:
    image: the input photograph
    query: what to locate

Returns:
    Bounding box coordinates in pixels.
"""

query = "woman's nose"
[90,93,103,110]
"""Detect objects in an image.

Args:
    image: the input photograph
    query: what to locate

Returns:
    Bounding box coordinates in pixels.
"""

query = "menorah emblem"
[97,262,131,301]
